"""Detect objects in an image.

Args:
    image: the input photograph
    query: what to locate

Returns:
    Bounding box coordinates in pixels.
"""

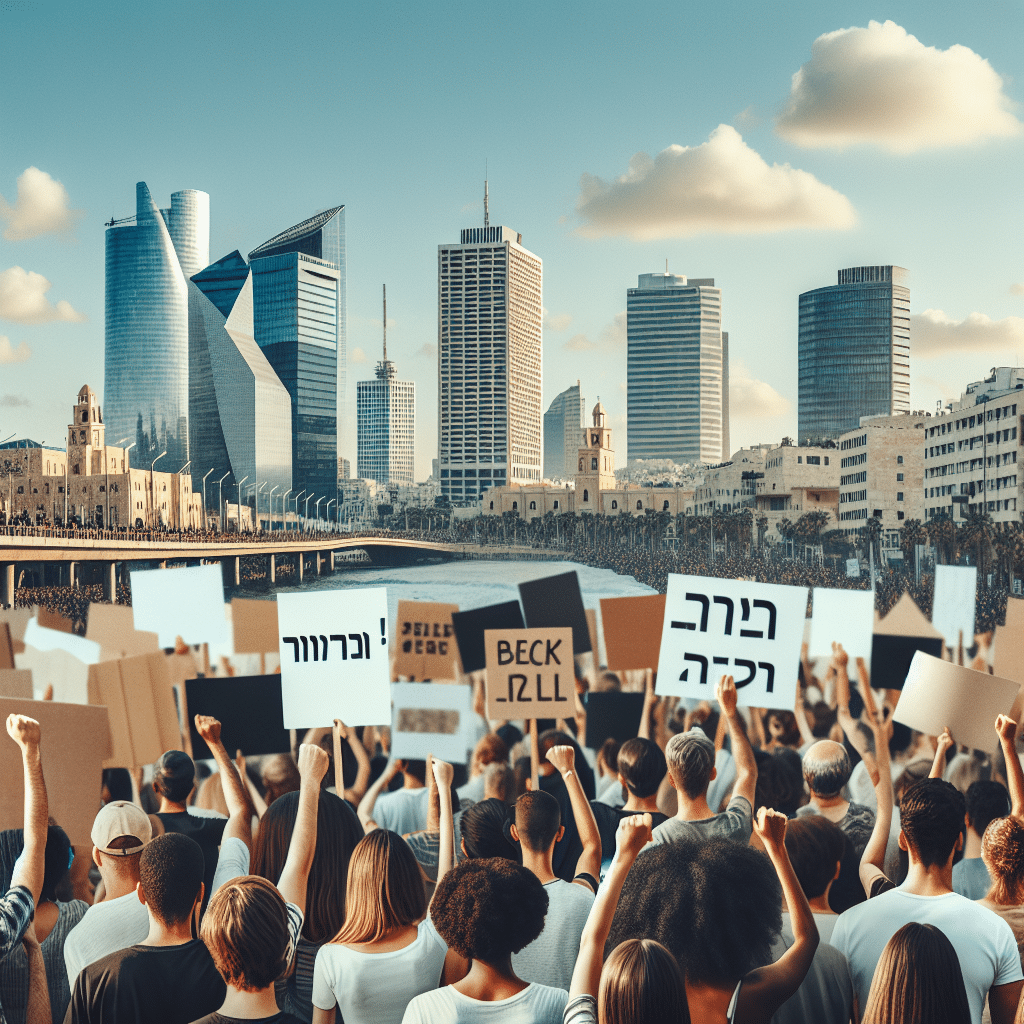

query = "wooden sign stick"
[332,719,344,795]
[530,719,541,792]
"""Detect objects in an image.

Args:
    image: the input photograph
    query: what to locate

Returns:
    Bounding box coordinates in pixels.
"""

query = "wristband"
[564,770,574,780]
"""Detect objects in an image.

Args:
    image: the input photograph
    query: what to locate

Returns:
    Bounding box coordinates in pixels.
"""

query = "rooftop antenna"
[376,284,395,381]
[484,160,490,229]
[665,258,668,273]
[382,283,387,362]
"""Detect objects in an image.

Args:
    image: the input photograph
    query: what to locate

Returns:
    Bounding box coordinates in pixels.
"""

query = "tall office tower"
[189,251,292,512]
[438,191,543,504]
[721,331,731,461]
[626,273,724,465]
[105,183,208,470]
[798,265,910,443]
[356,287,415,485]
[248,208,345,517]
[543,381,586,480]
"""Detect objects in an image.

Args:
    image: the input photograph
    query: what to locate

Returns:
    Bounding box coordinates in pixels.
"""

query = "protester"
[262,755,302,807]
[956,781,1012,900]
[458,735,510,808]
[358,758,428,835]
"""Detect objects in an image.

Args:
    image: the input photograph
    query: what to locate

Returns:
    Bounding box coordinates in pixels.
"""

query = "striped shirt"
[0,885,35,1024]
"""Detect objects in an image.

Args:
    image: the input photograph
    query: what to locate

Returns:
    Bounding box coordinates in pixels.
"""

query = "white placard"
[894,651,1020,752]
[15,646,89,703]
[130,565,229,648]
[657,574,807,710]
[276,587,391,728]
[931,565,977,647]
[846,558,860,578]
[390,682,475,763]
[808,588,876,661]
[22,619,100,664]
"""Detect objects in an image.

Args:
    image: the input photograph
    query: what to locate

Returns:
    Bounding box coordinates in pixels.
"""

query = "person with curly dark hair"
[401,857,568,1022]
[955,780,1011,900]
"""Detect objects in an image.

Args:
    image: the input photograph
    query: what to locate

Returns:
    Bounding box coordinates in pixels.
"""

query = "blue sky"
[2,0,1022,478]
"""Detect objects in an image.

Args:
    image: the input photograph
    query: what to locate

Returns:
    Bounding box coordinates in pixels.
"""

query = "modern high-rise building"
[721,331,731,461]
[626,273,725,465]
[248,207,345,518]
[798,265,910,443]
[438,194,543,504]
[357,289,415,485]
[189,251,292,516]
[105,183,208,470]
[543,381,585,480]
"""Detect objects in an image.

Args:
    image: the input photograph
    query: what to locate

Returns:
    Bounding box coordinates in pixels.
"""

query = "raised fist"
[432,757,455,789]
[6,715,40,751]
[545,744,575,775]
[194,715,221,746]
[715,675,737,717]
[615,812,653,858]
[754,806,788,850]
[296,742,329,785]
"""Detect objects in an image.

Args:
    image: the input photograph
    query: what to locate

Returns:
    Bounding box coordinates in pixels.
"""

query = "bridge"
[0,528,559,605]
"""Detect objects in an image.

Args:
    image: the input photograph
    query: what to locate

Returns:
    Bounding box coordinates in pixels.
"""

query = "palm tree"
[925,512,958,566]
[961,509,996,581]
[863,516,883,565]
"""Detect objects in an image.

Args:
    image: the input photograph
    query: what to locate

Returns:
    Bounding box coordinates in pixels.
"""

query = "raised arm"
[716,676,757,808]
[638,668,656,741]
[357,756,401,831]
[546,744,602,888]
[195,715,252,851]
[929,727,955,780]
[7,715,47,906]
[236,750,268,819]
[276,743,329,913]
[859,689,895,896]
[432,758,455,888]
[333,720,371,805]
[568,814,653,1000]
[22,922,51,1024]
[996,716,1024,817]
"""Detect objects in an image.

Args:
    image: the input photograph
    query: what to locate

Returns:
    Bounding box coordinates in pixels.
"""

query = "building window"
[636,500,643,510]
[897,492,904,502]
[663,500,670,510]
[529,501,536,510]
[897,455,904,464]
[897,473,904,481]
[797,456,803,463]
[489,501,494,510]
[512,501,518,510]
[611,500,617,509]
[578,459,584,471]
[583,490,589,502]
[824,457,829,465]
[591,458,598,470]
[897,511,905,520]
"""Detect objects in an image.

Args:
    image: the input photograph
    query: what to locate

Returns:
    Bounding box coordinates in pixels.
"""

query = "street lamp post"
[282,489,293,532]
[201,469,215,531]
[107,436,130,531]
[293,491,305,533]
[315,497,324,531]
[326,498,335,532]
[216,472,229,533]
[268,486,278,532]
[255,482,266,531]
[304,493,313,530]
[177,462,192,531]
[150,451,167,529]
[235,475,248,533]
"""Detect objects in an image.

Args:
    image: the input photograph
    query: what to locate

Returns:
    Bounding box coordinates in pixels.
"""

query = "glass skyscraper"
[626,273,725,465]
[798,266,910,443]
[357,345,415,486]
[248,208,345,518]
[543,382,585,480]
[105,183,208,470]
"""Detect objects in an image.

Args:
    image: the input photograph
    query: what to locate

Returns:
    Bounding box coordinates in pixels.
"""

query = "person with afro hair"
[401,857,568,1023]
[607,808,819,1023]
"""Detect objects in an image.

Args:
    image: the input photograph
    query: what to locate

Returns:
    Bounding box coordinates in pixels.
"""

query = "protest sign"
[584,691,645,749]
[390,682,474,763]
[130,564,229,648]
[185,675,292,759]
[231,598,279,655]
[0,697,110,846]
[995,598,1024,683]
[519,571,592,655]
[37,607,73,633]
[23,618,100,664]
[393,601,461,680]
[809,588,876,661]
[931,565,978,648]
[0,609,31,653]
[871,593,944,690]
[86,604,160,661]
[893,651,1020,752]
[452,601,525,674]
[277,587,391,728]
[656,574,807,710]
[846,558,860,579]
[600,594,666,671]
[0,625,13,670]
[484,627,574,719]
[0,669,32,698]
[585,609,600,665]
[16,646,89,704]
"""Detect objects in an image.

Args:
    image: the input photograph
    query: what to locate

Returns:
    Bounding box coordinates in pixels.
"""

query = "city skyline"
[1,3,1022,481]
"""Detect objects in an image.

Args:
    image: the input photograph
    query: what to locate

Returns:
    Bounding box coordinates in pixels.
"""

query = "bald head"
[802,740,852,799]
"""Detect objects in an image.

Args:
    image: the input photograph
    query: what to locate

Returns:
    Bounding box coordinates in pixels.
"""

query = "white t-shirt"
[831,889,1023,1023]
[312,917,447,1024]
[511,880,594,991]
[402,982,568,1023]
[375,788,430,835]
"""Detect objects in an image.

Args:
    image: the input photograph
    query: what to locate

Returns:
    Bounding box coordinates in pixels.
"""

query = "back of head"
[473,733,510,770]
[140,832,205,926]
[965,780,1009,836]
[900,779,966,868]
[784,815,846,900]
[755,748,806,818]
[460,798,520,861]
[201,876,290,991]
[862,922,971,1024]
[802,740,852,799]
[154,750,196,804]
[982,816,1024,905]
[600,939,690,1024]
[431,857,548,963]
[665,729,716,799]
[261,755,301,805]
[594,670,622,693]
[403,759,427,785]
[482,762,515,805]
[617,738,667,799]
[42,824,72,903]
[334,830,425,943]
[195,772,229,816]
[946,753,990,794]
[515,790,562,852]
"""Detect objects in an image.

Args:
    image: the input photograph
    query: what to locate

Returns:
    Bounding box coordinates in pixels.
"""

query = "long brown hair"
[861,923,970,1024]
[331,830,426,945]
[983,816,1024,905]
[598,939,689,1024]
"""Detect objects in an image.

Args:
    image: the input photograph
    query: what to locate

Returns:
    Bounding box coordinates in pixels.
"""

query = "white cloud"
[418,343,437,358]
[730,360,791,419]
[574,125,855,240]
[0,336,31,364]
[777,21,1023,153]
[911,309,1024,358]
[0,394,30,409]
[0,267,86,325]
[564,333,594,352]
[733,106,761,131]
[562,312,627,354]
[1011,283,1024,297]
[543,308,572,332]
[0,167,84,241]
[350,347,367,363]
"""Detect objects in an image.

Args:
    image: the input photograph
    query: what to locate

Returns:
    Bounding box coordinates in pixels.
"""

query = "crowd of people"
[4,633,1024,1023]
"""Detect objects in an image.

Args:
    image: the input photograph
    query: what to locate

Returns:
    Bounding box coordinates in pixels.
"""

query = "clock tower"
[575,400,615,510]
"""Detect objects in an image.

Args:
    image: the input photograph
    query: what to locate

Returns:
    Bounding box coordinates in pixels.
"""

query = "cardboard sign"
[809,588,876,661]
[0,624,13,670]
[519,571,592,655]
[185,675,292,759]
[600,594,666,671]
[390,682,475,762]
[656,574,807,710]
[584,691,645,750]
[0,669,33,698]
[130,564,229,648]
[484,627,574,719]
[871,593,945,690]
[995,598,1024,684]
[86,604,160,662]
[932,565,978,648]
[37,607,73,633]
[276,587,391,728]
[23,619,100,664]
[893,651,1020,752]
[846,558,860,579]
[452,601,525,674]
[0,609,32,653]
[15,646,89,704]
[0,697,110,846]
[231,598,279,655]
[393,601,461,680]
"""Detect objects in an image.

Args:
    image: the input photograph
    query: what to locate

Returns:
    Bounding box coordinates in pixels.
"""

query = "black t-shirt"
[65,940,226,1024]
[191,1014,304,1024]
[157,813,227,911]
[590,802,669,864]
